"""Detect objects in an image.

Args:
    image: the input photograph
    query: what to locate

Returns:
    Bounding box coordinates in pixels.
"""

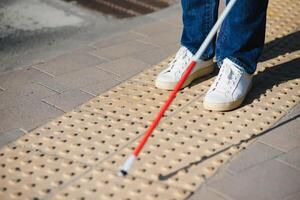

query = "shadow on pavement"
[159,113,300,181]
[159,30,300,180]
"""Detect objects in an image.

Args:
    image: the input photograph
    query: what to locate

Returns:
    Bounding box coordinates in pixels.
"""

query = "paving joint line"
[128,30,151,38]
[275,159,300,172]
[135,38,162,48]
[31,65,55,78]
[87,51,111,62]
[226,142,286,175]
[79,89,97,97]
[41,100,67,113]
[18,128,28,135]
[36,82,62,94]
[78,89,98,97]
[207,186,235,200]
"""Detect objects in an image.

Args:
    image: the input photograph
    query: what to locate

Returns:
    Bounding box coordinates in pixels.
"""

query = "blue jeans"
[181,0,269,74]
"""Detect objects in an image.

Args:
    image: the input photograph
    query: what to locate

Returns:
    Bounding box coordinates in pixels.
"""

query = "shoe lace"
[212,61,242,95]
[166,47,191,78]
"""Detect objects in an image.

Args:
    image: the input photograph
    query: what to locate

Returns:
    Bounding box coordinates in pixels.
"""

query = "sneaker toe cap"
[155,72,177,83]
[204,91,233,104]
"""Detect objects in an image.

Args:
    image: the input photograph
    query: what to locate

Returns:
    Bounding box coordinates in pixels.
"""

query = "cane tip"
[118,170,128,177]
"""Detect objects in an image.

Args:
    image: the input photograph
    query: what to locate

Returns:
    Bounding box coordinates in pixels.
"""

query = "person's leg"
[203,0,269,111]
[155,0,219,90]
[181,0,220,60]
[216,0,269,74]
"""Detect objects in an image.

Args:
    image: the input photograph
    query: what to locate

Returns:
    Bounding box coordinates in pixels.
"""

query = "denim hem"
[217,57,255,74]
[180,43,214,61]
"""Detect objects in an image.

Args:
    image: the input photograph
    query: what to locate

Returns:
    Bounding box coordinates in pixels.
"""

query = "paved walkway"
[0,0,300,199]
[0,4,182,140]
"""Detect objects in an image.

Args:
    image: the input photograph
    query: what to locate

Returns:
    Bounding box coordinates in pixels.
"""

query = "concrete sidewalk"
[0,4,182,138]
[1,0,300,199]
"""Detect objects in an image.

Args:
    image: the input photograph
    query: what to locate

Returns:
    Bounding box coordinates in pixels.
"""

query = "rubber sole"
[203,82,253,111]
[155,64,215,90]
[203,96,245,111]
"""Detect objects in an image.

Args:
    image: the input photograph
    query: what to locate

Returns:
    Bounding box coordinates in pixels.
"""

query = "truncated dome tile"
[100,126,236,190]
[101,139,246,191]
[266,0,300,42]
[132,55,217,96]
[159,106,284,145]
[14,110,147,165]
[0,145,89,200]
[159,58,300,144]
[53,168,191,200]
[79,80,200,125]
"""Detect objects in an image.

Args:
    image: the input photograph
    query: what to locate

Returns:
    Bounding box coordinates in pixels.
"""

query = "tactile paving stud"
[266,0,300,42]
[79,80,201,125]
[101,136,247,191]
[0,145,89,200]
[15,110,147,165]
[53,167,191,200]
[159,103,285,144]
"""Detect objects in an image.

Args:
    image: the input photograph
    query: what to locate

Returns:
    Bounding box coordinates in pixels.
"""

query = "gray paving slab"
[0,66,52,90]
[132,20,179,37]
[285,103,300,121]
[96,57,150,81]
[208,160,300,200]
[148,3,181,21]
[42,89,93,112]
[80,79,121,96]
[227,142,283,174]
[91,40,157,60]
[40,66,117,91]
[34,51,107,76]
[0,129,25,149]
[277,147,300,170]
[137,28,181,47]
[36,78,70,94]
[155,14,182,28]
[189,186,228,200]
[130,47,171,65]
[159,42,180,56]
[0,82,58,110]
[284,191,300,200]
[259,119,300,152]
[92,31,148,49]
[0,99,63,133]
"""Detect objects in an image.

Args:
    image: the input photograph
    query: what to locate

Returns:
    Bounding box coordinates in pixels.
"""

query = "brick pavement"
[0,7,181,138]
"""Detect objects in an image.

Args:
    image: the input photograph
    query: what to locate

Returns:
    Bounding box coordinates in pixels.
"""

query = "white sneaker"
[155,46,214,90]
[203,58,252,111]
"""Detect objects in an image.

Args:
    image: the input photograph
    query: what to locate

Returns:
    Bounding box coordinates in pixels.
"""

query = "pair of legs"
[181,0,269,74]
[156,0,269,111]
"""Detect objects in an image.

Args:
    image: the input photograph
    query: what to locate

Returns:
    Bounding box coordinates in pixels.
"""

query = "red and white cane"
[118,0,238,177]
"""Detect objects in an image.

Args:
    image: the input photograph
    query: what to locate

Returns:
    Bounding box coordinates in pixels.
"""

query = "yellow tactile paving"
[14,110,147,165]
[0,145,89,200]
[1,0,300,199]
[54,168,191,200]
[79,80,201,125]
[100,130,246,190]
